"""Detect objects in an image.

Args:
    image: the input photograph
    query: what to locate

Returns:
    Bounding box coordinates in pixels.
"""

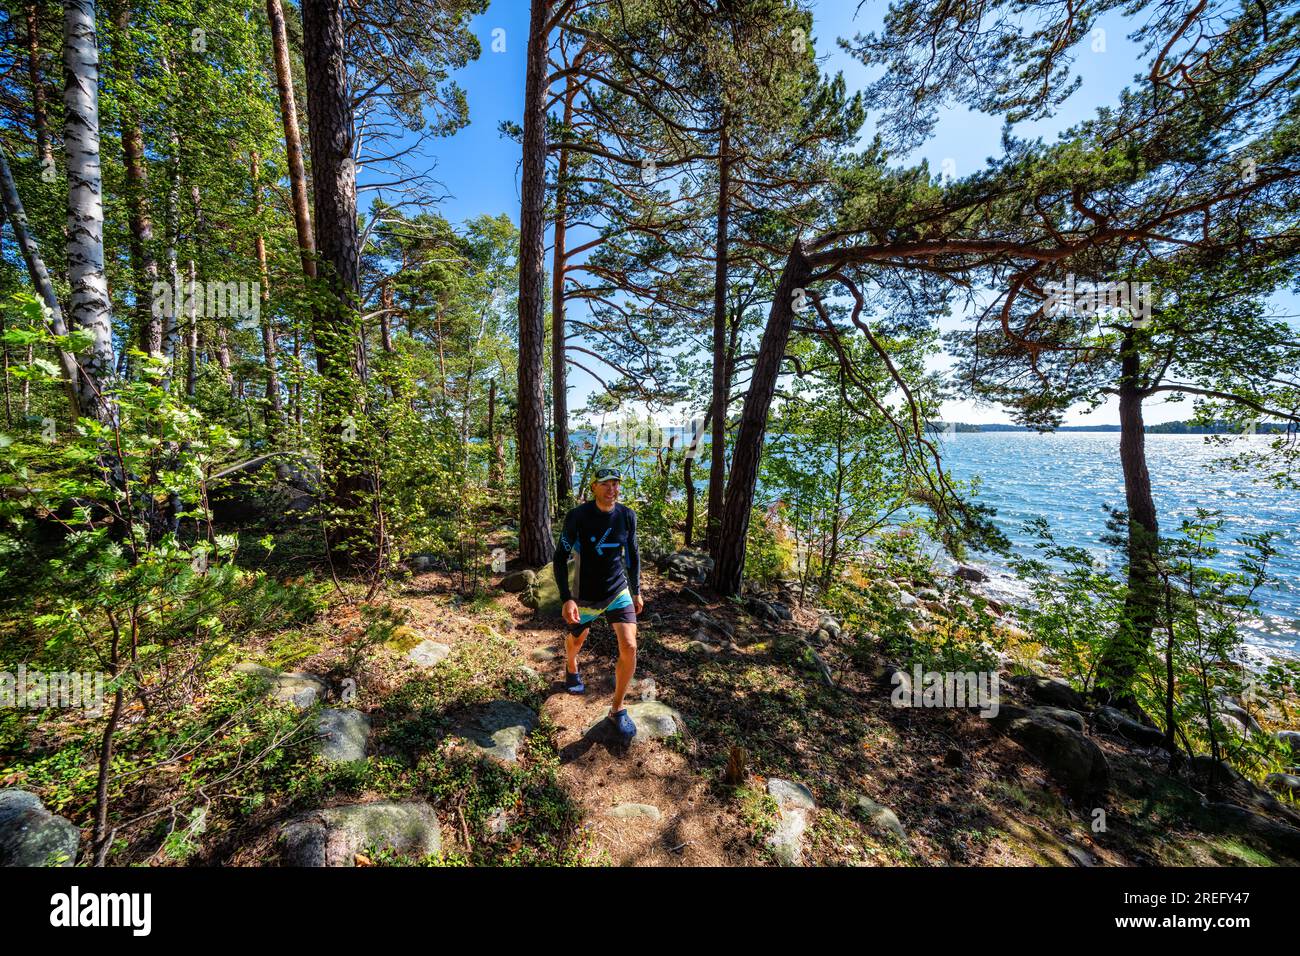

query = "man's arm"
[554,508,579,603]
[626,508,641,597]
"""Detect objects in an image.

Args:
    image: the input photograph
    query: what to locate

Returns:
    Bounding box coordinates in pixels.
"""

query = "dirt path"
[503,586,757,866]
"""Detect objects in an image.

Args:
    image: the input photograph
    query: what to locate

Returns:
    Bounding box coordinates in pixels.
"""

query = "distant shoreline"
[935,423,1291,434]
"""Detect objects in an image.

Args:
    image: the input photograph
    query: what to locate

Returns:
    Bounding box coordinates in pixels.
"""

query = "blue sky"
[409,0,1287,427]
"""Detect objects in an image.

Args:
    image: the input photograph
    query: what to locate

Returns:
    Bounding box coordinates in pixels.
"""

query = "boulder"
[499,569,535,593]
[1276,730,1300,752]
[895,591,919,609]
[407,639,451,668]
[690,610,733,638]
[453,700,539,763]
[584,700,683,742]
[658,549,713,584]
[519,563,565,613]
[1093,706,1167,747]
[1034,706,1086,733]
[956,565,988,583]
[916,588,943,602]
[315,708,371,763]
[1200,802,1300,863]
[1014,675,1087,711]
[0,789,79,867]
[766,779,816,866]
[1214,699,1262,735]
[767,778,816,811]
[853,795,907,842]
[281,802,441,866]
[1000,710,1109,802]
[816,615,842,640]
[1188,756,1286,815]
[234,662,328,710]
[1265,773,1300,798]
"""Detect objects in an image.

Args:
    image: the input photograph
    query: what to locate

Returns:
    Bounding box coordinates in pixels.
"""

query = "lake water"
[934,433,1300,660]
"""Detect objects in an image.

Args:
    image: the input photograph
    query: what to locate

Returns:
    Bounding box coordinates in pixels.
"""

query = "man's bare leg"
[609,621,637,714]
[565,627,589,675]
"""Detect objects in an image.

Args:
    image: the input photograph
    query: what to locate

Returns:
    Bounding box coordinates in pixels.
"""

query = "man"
[552,467,644,743]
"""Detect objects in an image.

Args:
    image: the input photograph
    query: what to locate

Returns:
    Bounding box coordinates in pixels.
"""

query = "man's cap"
[594,467,622,482]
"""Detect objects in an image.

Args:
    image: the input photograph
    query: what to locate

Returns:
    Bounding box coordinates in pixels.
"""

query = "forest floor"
[5,537,1300,867]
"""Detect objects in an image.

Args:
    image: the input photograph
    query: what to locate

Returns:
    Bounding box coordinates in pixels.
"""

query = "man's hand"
[633,594,644,615]
[562,600,580,625]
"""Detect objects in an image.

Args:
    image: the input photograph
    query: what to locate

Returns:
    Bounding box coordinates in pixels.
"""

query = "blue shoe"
[565,670,585,695]
[609,708,636,744]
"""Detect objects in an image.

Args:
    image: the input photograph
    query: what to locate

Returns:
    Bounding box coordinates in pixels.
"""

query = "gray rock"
[1265,773,1300,797]
[680,586,708,605]
[1277,730,1300,752]
[766,808,808,866]
[853,795,906,842]
[690,610,733,638]
[896,591,919,608]
[691,628,718,644]
[1094,706,1166,747]
[528,646,561,662]
[0,789,79,867]
[917,588,943,602]
[234,662,328,710]
[1034,706,1086,733]
[281,801,441,866]
[1066,844,1099,867]
[315,708,371,763]
[999,710,1109,801]
[499,569,535,593]
[606,803,662,822]
[407,639,451,668]
[816,615,842,639]
[1015,675,1087,711]
[956,565,988,583]
[767,778,816,811]
[454,700,538,763]
[686,640,721,656]
[584,699,683,743]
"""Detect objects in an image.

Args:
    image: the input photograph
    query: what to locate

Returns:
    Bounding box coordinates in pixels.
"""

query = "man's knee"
[616,627,637,655]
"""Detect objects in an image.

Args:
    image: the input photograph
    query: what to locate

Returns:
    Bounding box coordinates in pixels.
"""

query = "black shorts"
[567,595,637,636]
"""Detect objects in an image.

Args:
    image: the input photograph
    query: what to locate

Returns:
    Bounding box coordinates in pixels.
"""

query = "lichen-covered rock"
[499,569,535,593]
[453,700,539,763]
[281,802,441,866]
[233,662,328,710]
[999,710,1109,802]
[0,789,79,867]
[315,708,371,763]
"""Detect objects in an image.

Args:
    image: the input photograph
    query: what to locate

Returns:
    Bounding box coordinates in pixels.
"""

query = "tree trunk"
[26,3,54,169]
[683,406,712,549]
[0,145,80,416]
[185,259,198,397]
[516,0,553,566]
[1097,336,1160,704]
[709,240,811,596]
[252,152,282,437]
[267,0,316,279]
[302,0,368,552]
[62,0,115,425]
[706,114,731,557]
[114,3,161,360]
[550,74,576,511]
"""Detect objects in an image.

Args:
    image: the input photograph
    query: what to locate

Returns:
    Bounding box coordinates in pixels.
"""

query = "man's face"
[594,478,620,506]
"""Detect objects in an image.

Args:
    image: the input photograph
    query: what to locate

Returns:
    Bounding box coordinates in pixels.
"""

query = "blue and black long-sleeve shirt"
[553,500,640,606]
